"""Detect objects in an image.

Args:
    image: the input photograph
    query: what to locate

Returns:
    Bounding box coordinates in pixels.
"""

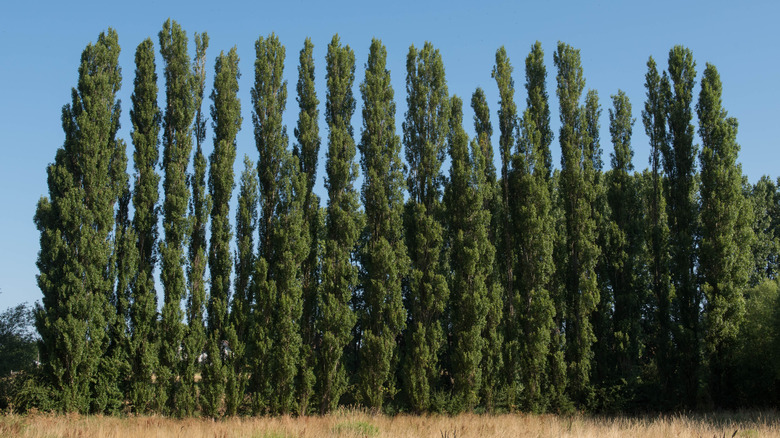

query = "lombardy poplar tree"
[293,37,321,414]
[181,31,209,418]
[697,63,753,405]
[318,34,360,414]
[402,42,450,412]
[554,41,600,404]
[604,91,644,381]
[641,57,673,402]
[158,19,195,414]
[231,155,258,413]
[249,33,288,412]
[445,96,493,410]
[128,38,162,413]
[664,46,699,408]
[470,88,504,412]
[525,41,554,179]
[108,104,135,414]
[357,38,408,411]
[492,47,517,337]
[251,33,308,415]
[508,42,557,412]
[34,29,123,413]
[203,46,241,417]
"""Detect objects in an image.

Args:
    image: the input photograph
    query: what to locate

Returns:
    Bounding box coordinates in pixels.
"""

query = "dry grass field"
[1,409,778,438]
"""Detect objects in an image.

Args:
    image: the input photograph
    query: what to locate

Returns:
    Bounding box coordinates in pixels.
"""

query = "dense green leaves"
[30,30,776,416]
[402,42,450,412]
[357,38,408,411]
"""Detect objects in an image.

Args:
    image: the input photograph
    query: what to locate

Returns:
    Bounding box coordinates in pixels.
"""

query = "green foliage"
[317,34,360,414]
[641,57,673,404]
[249,32,289,414]
[401,42,450,412]
[158,19,195,415]
[293,37,321,415]
[179,31,209,418]
[34,28,123,413]
[750,177,780,284]
[470,88,504,413]
[665,46,700,408]
[492,47,517,353]
[444,97,493,411]
[697,63,754,406]
[357,38,408,412]
[554,41,600,405]
[128,37,161,414]
[0,302,37,377]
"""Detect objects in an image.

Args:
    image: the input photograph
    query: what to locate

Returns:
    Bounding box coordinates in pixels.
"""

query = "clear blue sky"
[1,0,778,310]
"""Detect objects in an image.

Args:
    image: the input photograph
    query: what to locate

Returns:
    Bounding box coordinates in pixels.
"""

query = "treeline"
[22,19,780,416]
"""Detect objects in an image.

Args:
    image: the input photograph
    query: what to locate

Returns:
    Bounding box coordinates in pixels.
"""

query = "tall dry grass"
[1,409,778,437]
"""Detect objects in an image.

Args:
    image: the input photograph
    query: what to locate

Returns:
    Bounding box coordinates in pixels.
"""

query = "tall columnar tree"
[250,33,308,415]
[293,37,321,414]
[603,90,644,382]
[230,155,258,413]
[108,104,135,414]
[508,44,557,412]
[181,31,209,417]
[470,88,504,412]
[249,32,288,412]
[444,96,494,410]
[357,38,408,411]
[202,46,241,417]
[641,57,673,402]
[270,155,310,415]
[402,42,450,412]
[34,29,123,413]
[525,41,554,179]
[128,37,162,413]
[554,41,600,404]
[664,46,699,407]
[158,19,195,414]
[492,47,517,343]
[317,34,360,414]
[697,63,753,406]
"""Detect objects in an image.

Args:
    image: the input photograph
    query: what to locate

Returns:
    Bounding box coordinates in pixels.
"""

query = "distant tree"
[158,19,195,415]
[356,38,408,412]
[664,46,699,408]
[34,29,123,413]
[697,63,754,406]
[750,177,780,284]
[128,37,162,414]
[402,42,450,412]
[293,37,321,414]
[0,301,37,377]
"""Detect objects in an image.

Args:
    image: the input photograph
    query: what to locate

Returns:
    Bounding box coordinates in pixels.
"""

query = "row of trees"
[27,20,780,415]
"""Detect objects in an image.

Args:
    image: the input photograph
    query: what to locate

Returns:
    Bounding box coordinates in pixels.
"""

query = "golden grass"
[1,409,778,438]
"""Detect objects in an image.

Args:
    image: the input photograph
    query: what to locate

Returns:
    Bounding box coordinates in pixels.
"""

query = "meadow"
[1,409,778,438]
